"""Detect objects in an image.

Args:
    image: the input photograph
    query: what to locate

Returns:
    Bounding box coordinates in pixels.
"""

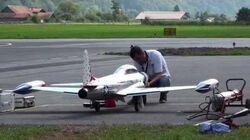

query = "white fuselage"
[82,64,146,100]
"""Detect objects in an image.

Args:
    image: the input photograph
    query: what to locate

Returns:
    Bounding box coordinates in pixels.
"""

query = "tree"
[85,13,101,22]
[199,11,209,22]
[214,14,228,23]
[185,12,191,19]
[111,0,121,21]
[20,0,32,7]
[236,7,250,22]
[142,16,151,25]
[30,14,41,23]
[173,5,180,11]
[195,12,200,19]
[97,12,113,21]
[55,1,79,21]
[111,0,128,22]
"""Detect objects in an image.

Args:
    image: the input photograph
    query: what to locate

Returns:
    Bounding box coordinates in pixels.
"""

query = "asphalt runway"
[0,39,250,125]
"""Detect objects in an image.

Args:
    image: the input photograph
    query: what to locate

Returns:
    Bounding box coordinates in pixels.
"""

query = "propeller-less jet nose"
[195,79,219,93]
[13,80,46,94]
[13,84,32,94]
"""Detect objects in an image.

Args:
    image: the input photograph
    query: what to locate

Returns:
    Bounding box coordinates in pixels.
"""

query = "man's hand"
[145,81,151,87]
[147,72,163,87]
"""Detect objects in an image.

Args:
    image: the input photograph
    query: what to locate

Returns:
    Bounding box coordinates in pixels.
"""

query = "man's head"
[129,45,147,64]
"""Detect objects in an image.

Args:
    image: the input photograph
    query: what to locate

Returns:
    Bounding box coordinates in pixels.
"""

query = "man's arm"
[146,51,164,87]
[147,72,164,87]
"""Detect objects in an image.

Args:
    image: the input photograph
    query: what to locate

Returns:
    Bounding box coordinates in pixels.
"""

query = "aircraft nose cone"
[13,84,32,94]
[195,84,210,93]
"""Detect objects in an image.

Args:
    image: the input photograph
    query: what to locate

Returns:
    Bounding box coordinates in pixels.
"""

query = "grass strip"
[1,24,250,38]
[104,47,250,56]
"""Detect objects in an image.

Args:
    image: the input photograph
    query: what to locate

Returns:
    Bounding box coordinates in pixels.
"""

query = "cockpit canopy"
[114,64,138,75]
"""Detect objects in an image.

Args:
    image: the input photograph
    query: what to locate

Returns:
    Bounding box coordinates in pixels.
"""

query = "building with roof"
[0,5,53,22]
[136,11,189,22]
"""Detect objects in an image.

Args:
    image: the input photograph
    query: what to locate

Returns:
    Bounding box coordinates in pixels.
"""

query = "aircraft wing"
[51,83,84,87]
[117,85,196,96]
[31,86,80,94]
[50,82,124,87]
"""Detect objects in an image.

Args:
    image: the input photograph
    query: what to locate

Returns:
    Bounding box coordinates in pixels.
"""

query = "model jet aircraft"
[13,50,219,112]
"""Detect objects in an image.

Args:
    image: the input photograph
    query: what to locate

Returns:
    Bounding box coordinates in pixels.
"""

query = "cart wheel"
[245,99,250,109]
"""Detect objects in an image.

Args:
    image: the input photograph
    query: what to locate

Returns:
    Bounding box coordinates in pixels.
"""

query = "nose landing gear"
[83,100,102,112]
[83,99,116,112]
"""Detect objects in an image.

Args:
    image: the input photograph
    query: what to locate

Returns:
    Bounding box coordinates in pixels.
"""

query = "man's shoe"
[160,92,167,103]
[159,99,166,103]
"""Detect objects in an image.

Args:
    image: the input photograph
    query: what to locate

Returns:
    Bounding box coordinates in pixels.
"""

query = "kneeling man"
[129,45,171,103]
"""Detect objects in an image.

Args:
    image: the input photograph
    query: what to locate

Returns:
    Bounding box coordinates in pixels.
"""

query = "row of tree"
[195,7,250,23]
[236,7,250,22]
[1,0,250,19]
[52,0,128,22]
[29,0,250,23]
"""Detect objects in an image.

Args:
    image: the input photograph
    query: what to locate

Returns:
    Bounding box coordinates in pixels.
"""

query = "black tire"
[133,96,140,112]
[31,101,35,107]
[245,99,250,109]
[24,103,28,108]
[134,102,140,112]
[143,95,147,105]
[93,102,100,112]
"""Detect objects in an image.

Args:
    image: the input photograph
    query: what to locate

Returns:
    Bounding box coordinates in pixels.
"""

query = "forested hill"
[1,0,250,18]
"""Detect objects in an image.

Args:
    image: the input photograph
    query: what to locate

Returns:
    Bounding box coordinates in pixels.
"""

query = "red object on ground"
[104,99,116,108]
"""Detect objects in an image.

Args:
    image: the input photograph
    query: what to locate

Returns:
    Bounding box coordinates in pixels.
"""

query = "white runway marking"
[14,104,82,111]
[0,43,12,47]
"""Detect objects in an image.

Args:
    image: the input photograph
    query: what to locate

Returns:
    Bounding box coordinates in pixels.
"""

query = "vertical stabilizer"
[83,50,91,85]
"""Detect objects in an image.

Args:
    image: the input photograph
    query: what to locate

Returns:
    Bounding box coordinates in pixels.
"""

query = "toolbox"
[0,90,15,112]
[15,96,35,108]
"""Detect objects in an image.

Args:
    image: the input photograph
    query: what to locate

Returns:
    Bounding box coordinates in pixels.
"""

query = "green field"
[0,24,250,39]
[1,124,250,140]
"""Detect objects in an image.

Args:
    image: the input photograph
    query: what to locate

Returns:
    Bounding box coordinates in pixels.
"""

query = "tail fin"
[82,50,95,85]
[83,50,90,85]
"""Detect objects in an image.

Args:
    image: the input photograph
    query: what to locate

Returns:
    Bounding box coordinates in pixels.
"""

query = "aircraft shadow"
[10,102,187,116]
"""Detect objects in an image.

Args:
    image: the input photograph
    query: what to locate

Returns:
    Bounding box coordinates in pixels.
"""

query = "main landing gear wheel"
[143,95,147,105]
[133,96,143,112]
[93,101,100,112]
[133,96,140,112]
